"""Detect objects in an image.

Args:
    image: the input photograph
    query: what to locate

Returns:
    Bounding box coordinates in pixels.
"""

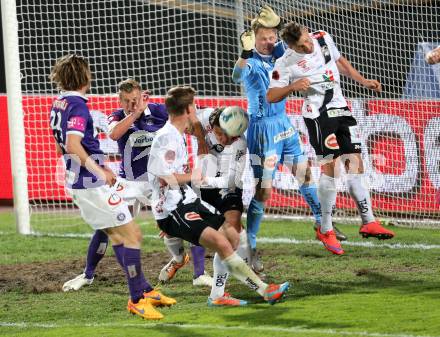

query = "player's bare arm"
[336,56,382,92]
[188,111,209,155]
[266,78,311,103]
[66,133,116,186]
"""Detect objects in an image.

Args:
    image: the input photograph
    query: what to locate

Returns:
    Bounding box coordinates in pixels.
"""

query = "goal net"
[6,0,440,233]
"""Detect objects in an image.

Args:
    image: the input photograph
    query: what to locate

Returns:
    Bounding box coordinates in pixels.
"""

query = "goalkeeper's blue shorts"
[247,113,306,180]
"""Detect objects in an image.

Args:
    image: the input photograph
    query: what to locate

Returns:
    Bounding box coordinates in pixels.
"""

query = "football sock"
[84,230,108,279]
[222,252,268,297]
[236,229,250,265]
[299,183,322,225]
[164,236,185,263]
[210,252,229,300]
[346,174,375,224]
[318,174,337,233]
[246,198,264,250]
[123,247,153,303]
[112,244,125,269]
[190,244,206,278]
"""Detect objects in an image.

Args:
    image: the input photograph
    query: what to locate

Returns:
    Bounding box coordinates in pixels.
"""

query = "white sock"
[222,252,267,297]
[164,236,184,263]
[236,229,250,265]
[346,174,375,224]
[318,174,336,233]
[209,253,229,300]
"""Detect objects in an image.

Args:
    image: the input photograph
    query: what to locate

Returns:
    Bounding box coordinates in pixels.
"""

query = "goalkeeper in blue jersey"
[232,6,347,267]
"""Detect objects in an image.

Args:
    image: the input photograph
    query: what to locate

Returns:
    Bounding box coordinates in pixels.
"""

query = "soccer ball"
[219,106,249,137]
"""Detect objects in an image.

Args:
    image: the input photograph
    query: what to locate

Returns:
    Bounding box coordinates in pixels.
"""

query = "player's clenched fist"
[291,78,311,92]
[362,79,382,93]
[256,5,281,28]
[426,46,440,65]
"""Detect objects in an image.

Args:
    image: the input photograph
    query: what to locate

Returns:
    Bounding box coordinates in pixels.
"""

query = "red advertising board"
[1,95,439,214]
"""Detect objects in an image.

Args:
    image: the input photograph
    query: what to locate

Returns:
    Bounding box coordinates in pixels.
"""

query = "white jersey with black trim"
[148,122,197,220]
[196,108,247,190]
[269,31,348,119]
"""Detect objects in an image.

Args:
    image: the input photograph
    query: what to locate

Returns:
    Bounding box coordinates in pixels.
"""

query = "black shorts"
[304,108,362,159]
[157,199,224,246]
[201,188,244,214]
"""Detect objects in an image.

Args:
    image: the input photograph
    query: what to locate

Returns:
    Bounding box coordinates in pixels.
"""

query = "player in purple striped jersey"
[62,78,210,292]
[50,57,174,320]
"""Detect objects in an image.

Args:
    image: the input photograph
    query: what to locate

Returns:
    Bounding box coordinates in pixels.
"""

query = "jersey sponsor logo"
[324,134,340,150]
[263,154,278,170]
[108,193,122,206]
[272,70,280,80]
[67,116,86,132]
[349,125,361,143]
[323,69,335,82]
[297,59,310,72]
[274,127,295,143]
[128,131,155,147]
[164,150,176,164]
[184,212,202,221]
[116,183,124,192]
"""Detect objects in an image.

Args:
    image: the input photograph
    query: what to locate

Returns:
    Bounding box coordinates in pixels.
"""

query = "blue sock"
[190,245,205,278]
[299,183,322,225]
[112,244,124,269]
[246,198,264,249]
[84,230,108,279]
[123,247,153,303]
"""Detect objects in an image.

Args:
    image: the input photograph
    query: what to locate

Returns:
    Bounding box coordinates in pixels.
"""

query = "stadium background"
[0,1,439,216]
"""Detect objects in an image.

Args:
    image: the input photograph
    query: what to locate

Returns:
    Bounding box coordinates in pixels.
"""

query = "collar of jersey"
[255,50,273,61]
[60,91,88,101]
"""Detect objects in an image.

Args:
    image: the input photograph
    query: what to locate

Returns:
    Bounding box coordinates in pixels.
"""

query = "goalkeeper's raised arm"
[232,5,285,85]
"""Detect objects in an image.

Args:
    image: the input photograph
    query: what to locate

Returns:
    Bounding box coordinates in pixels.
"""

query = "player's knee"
[214,235,234,258]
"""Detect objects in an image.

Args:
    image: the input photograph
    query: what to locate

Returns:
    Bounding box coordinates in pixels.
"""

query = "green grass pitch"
[0,211,439,337]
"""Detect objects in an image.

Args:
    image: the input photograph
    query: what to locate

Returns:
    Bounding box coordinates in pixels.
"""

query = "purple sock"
[123,247,153,303]
[112,244,124,269]
[191,245,205,278]
[84,230,108,279]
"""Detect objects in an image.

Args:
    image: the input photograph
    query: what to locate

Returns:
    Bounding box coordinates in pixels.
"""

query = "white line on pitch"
[1,231,440,250]
[0,321,438,337]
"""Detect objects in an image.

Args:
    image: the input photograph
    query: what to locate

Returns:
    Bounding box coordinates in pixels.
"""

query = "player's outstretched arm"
[267,78,311,103]
[336,56,382,92]
[187,111,209,155]
[232,30,255,83]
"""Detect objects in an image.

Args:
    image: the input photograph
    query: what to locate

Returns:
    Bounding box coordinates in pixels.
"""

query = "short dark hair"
[280,22,305,46]
[209,107,225,127]
[49,54,91,91]
[118,78,142,95]
[165,86,196,116]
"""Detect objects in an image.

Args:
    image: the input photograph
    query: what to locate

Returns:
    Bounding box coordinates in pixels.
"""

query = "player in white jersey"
[267,23,395,254]
[148,86,289,306]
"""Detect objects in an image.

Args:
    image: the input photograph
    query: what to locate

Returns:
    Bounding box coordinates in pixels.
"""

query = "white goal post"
[2,0,440,234]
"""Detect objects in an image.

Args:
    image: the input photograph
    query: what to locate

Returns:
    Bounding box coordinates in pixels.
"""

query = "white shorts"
[116,178,152,206]
[67,185,133,230]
